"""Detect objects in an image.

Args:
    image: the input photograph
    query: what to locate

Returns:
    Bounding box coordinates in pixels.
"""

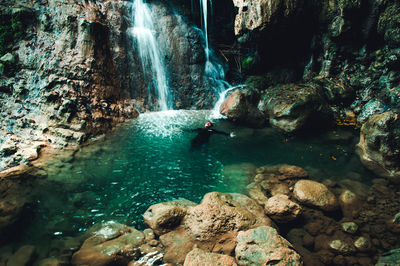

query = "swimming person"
[186,121,235,151]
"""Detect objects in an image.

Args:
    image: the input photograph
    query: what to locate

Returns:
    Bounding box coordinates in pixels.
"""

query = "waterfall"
[200,0,210,63]
[129,0,172,111]
[198,0,234,118]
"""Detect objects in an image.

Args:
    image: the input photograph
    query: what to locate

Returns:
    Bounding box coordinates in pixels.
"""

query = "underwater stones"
[222,163,257,191]
[329,240,355,254]
[265,194,302,223]
[220,88,265,127]
[293,180,339,211]
[235,226,303,266]
[354,236,370,251]
[183,248,237,266]
[183,192,274,240]
[71,222,145,266]
[143,199,196,236]
[278,165,308,180]
[7,245,36,266]
[356,111,400,179]
[341,222,358,234]
[338,190,361,218]
[258,84,331,133]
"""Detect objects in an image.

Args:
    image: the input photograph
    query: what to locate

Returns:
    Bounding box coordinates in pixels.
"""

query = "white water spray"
[129,0,172,111]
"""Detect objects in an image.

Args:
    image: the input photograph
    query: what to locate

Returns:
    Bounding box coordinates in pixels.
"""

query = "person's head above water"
[205,121,213,128]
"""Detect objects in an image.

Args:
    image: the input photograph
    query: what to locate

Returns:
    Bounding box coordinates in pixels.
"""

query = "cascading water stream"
[197,0,235,118]
[129,0,172,111]
[200,0,210,63]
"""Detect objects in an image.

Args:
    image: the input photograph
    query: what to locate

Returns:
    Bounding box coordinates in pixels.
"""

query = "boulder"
[183,192,274,240]
[293,180,339,211]
[258,84,331,132]
[235,226,303,265]
[159,227,195,265]
[356,112,400,179]
[143,199,196,236]
[265,194,302,223]
[183,248,237,266]
[71,222,145,266]
[220,88,265,127]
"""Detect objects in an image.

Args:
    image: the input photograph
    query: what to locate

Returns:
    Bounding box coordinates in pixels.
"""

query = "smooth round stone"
[293,180,339,211]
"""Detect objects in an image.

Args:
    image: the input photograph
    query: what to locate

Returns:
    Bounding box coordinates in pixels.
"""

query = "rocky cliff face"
[0,0,220,171]
[0,0,138,171]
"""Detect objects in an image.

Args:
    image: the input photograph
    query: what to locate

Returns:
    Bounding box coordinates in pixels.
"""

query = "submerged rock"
[183,248,237,266]
[354,236,370,251]
[293,180,339,211]
[235,226,303,265]
[329,239,355,254]
[341,222,358,234]
[356,111,400,179]
[338,190,361,218]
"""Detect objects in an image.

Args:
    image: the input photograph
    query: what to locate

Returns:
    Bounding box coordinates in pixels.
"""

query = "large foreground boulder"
[356,112,400,179]
[235,226,303,265]
[183,192,275,240]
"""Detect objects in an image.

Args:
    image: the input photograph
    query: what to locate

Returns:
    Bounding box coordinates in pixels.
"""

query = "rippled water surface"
[14,110,373,249]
